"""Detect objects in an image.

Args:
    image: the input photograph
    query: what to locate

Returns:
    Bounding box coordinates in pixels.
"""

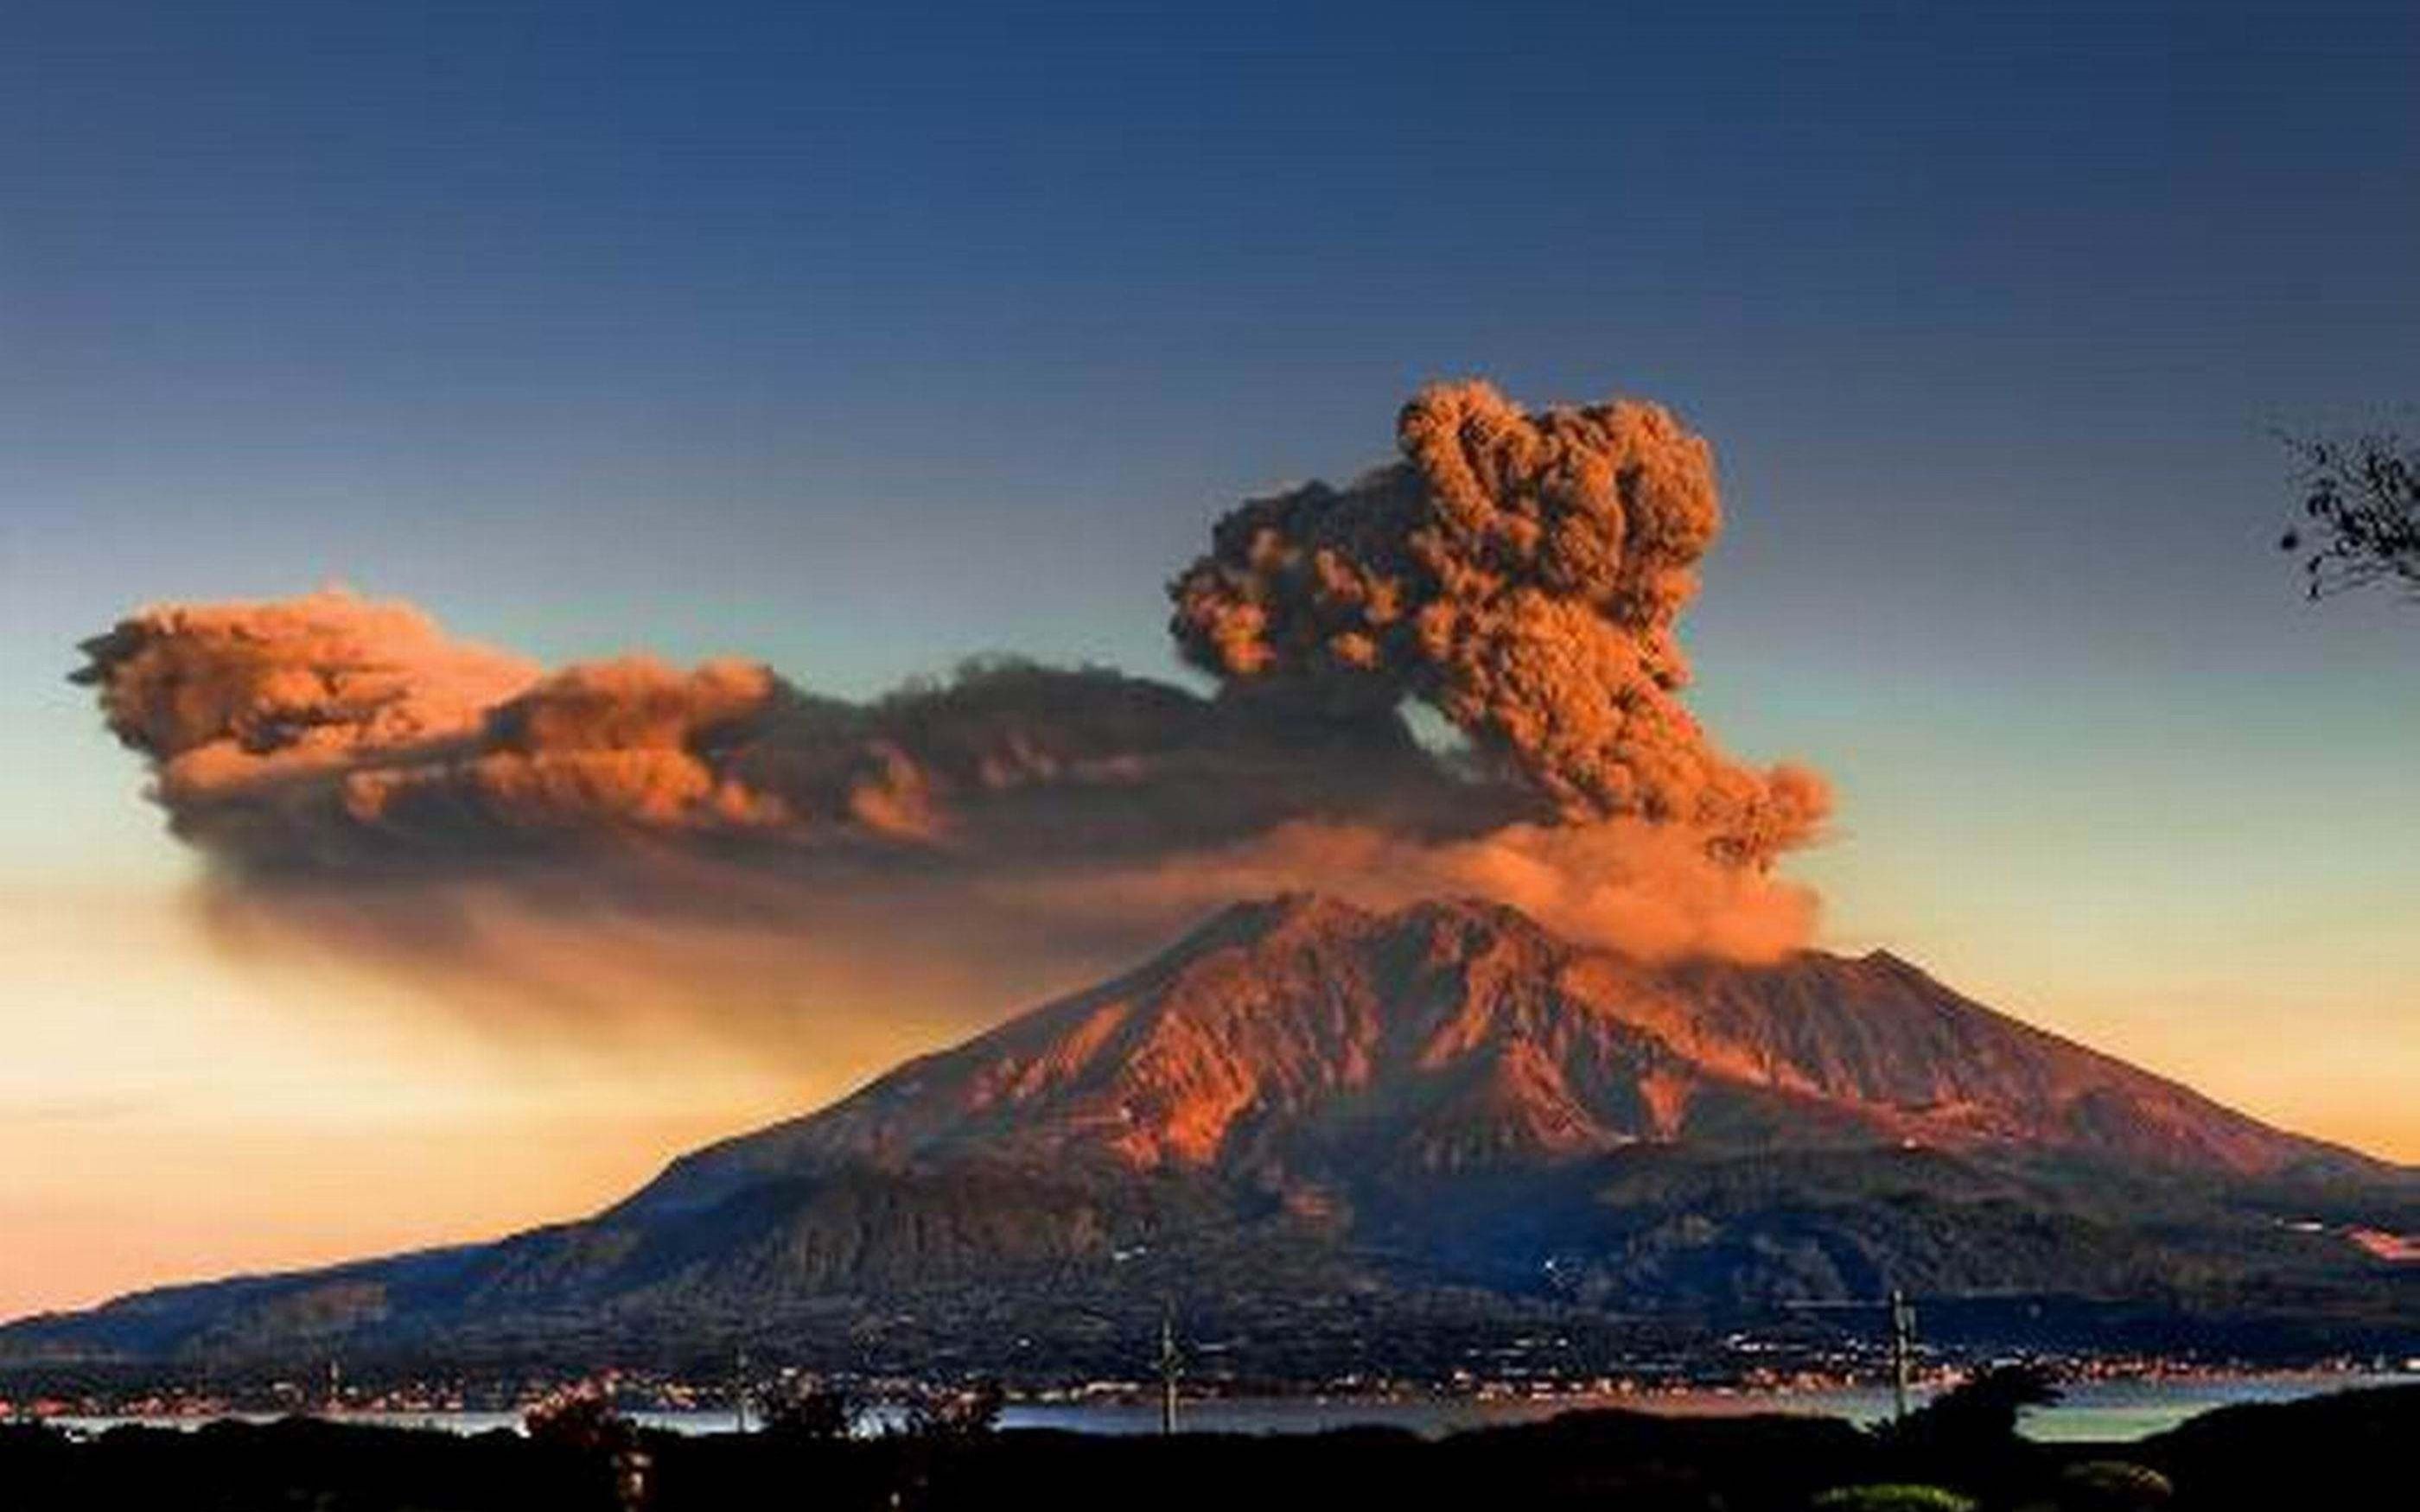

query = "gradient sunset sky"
[3,0,2417,1319]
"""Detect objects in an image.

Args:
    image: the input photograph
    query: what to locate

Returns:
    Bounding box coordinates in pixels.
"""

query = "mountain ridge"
[621,893,2390,1222]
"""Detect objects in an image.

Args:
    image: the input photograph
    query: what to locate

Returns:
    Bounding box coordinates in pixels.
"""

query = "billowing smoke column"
[1170,381,1827,866]
[73,383,1829,1052]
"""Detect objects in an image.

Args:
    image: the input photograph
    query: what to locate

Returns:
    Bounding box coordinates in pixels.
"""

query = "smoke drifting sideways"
[73,383,1829,1060]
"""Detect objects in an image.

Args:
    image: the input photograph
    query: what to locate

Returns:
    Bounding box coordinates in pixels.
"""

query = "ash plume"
[79,593,1480,879]
[1170,381,1827,864]
[73,383,1828,1051]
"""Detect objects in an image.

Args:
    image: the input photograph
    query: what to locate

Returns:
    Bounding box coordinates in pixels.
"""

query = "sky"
[2,0,2416,1318]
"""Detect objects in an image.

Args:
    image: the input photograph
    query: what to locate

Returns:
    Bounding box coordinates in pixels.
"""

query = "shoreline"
[26,1368,2417,1444]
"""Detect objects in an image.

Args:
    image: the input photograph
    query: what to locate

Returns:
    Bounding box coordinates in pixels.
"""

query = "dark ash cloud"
[73,384,1829,1051]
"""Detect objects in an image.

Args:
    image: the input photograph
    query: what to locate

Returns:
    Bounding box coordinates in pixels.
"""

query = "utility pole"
[1157,1301,1180,1436]
[734,1348,749,1435]
[1888,1288,1916,1424]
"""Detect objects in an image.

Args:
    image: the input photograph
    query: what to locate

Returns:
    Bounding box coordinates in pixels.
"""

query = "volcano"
[5,896,2412,1376]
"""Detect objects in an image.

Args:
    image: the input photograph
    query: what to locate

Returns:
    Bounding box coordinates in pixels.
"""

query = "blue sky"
[1,0,2416,1310]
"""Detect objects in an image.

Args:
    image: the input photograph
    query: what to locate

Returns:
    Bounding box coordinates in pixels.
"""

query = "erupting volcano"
[5,894,2408,1375]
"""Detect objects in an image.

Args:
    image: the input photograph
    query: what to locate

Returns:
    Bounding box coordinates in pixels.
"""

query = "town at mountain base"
[5,895,2413,1377]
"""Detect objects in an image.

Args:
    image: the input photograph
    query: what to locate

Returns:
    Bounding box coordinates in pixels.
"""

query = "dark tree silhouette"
[1894,1362,2062,1446]
[750,1377,860,1441]
[523,1383,652,1510]
[2280,429,2420,600]
[1870,1360,2063,1494]
[522,1384,638,1455]
[899,1380,1004,1440]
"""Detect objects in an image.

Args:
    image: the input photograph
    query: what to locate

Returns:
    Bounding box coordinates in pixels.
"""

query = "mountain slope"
[4,896,2410,1374]
[626,894,2383,1216]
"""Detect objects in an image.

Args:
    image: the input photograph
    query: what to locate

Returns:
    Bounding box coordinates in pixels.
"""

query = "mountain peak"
[1190,890,1373,943]
[1194,891,1550,943]
[1197,892,1572,972]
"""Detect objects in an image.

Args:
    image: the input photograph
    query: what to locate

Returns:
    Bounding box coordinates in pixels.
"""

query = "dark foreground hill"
[3,895,2413,1376]
[2,1383,2415,1512]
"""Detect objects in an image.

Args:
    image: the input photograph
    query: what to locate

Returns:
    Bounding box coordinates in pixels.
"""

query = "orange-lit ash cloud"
[73,383,1828,1053]
[72,592,540,858]
[1172,382,1828,864]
